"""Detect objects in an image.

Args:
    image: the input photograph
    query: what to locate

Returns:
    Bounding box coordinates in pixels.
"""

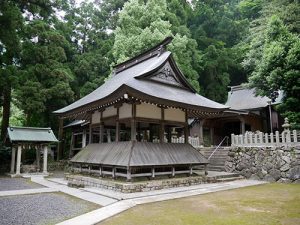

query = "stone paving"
[0,177,45,191]
[0,193,98,225]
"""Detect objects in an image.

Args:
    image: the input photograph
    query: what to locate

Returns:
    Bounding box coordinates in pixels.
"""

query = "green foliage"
[113,0,201,92]
[248,16,300,126]
[188,0,248,102]
[17,19,74,126]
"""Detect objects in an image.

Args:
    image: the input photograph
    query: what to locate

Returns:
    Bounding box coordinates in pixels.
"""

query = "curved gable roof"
[54,38,228,116]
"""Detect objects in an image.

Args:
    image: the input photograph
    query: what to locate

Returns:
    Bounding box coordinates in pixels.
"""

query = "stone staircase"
[201,147,230,172]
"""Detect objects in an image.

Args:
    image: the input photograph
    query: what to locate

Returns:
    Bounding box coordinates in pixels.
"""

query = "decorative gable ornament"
[150,62,183,87]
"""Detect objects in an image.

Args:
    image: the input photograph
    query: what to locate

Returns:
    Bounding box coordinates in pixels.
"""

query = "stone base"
[66,174,217,193]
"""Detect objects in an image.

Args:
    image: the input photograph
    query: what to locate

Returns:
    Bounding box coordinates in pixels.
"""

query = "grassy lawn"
[100,183,300,225]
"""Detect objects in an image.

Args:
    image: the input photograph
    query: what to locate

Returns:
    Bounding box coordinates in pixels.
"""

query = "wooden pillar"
[131,104,137,141]
[69,132,74,158]
[184,111,189,144]
[112,167,116,179]
[210,127,214,146]
[160,107,165,143]
[10,146,16,174]
[43,145,48,174]
[16,145,22,175]
[82,129,87,148]
[239,117,245,134]
[199,119,205,145]
[58,117,64,160]
[151,167,155,179]
[172,167,175,177]
[167,127,172,143]
[107,129,111,143]
[116,107,120,142]
[99,122,104,143]
[189,165,193,176]
[99,111,104,143]
[89,119,92,144]
[204,164,208,175]
[36,146,40,172]
[127,167,131,182]
[116,121,120,142]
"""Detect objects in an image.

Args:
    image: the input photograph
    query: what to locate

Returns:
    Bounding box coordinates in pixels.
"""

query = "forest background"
[0,0,299,144]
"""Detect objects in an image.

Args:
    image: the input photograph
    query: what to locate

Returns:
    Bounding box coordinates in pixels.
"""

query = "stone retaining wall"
[66,175,216,193]
[225,145,300,183]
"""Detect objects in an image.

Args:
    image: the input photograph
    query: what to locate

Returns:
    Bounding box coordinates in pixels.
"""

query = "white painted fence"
[152,136,201,148]
[231,130,300,147]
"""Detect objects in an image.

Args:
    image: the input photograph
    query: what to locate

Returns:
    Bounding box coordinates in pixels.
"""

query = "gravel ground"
[0,178,45,191]
[0,193,99,225]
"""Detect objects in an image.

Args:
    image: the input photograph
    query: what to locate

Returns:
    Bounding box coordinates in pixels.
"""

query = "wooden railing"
[152,136,201,148]
[231,130,300,147]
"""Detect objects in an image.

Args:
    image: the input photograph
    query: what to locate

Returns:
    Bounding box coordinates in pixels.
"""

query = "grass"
[100,183,300,225]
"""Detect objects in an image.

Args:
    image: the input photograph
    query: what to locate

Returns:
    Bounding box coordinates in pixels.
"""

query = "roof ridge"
[8,126,51,130]
[113,37,173,74]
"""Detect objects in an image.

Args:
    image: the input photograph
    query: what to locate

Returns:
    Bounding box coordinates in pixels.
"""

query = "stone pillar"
[36,146,40,172]
[43,145,48,174]
[16,145,22,175]
[10,146,16,174]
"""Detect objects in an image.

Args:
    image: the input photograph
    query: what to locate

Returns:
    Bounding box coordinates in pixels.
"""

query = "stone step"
[207,166,225,171]
[216,176,244,182]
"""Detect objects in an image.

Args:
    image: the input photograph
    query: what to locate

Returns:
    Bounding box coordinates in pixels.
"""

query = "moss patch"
[100,183,300,225]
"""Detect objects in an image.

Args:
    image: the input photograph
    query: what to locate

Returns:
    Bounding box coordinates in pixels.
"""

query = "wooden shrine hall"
[54,37,228,180]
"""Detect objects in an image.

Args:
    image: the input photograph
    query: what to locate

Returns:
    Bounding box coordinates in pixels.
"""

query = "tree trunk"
[1,86,11,142]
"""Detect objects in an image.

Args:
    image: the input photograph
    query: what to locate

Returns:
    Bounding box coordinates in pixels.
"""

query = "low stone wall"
[66,174,217,193]
[225,145,300,183]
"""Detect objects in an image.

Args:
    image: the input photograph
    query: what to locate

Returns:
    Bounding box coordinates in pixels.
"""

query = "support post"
[131,104,137,141]
[82,129,87,148]
[126,167,131,182]
[69,132,74,158]
[210,127,214,145]
[199,119,205,145]
[184,111,189,144]
[116,121,120,142]
[99,122,104,143]
[204,164,208,175]
[57,117,64,160]
[172,167,175,177]
[16,145,22,175]
[189,165,193,176]
[151,167,155,179]
[36,146,40,172]
[10,146,16,174]
[239,117,245,134]
[43,145,48,174]
[89,118,92,144]
[107,129,111,143]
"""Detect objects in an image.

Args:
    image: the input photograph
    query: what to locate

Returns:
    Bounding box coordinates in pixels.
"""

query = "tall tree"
[189,0,248,102]
[248,16,300,127]
[60,1,114,98]
[17,17,74,127]
[113,0,202,91]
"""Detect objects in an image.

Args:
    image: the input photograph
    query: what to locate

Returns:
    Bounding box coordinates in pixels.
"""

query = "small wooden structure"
[7,127,58,176]
[54,37,229,180]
